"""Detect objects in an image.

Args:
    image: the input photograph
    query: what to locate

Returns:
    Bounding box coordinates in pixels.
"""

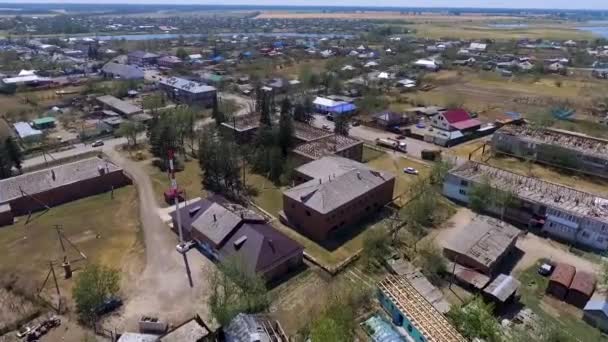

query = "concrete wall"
[283,178,394,242]
[7,170,132,216]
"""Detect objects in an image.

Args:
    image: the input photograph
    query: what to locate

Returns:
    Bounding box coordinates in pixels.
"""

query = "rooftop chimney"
[51,169,56,181]
[357,171,361,180]
[213,214,217,222]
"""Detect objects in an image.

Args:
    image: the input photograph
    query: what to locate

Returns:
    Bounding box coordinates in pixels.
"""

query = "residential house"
[313,96,357,116]
[469,42,488,52]
[13,122,42,143]
[224,314,287,342]
[413,58,440,71]
[430,109,481,134]
[97,95,143,116]
[584,292,608,333]
[171,198,303,281]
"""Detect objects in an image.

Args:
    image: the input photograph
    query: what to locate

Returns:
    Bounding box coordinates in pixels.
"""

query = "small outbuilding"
[566,271,596,308]
[483,274,520,305]
[546,263,575,300]
[584,292,608,333]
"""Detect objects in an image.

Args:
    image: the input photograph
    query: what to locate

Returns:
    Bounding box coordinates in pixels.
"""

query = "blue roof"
[363,315,405,342]
[331,103,357,114]
[584,298,608,315]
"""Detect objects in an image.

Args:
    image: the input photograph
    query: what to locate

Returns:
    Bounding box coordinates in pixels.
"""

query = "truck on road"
[375,138,406,152]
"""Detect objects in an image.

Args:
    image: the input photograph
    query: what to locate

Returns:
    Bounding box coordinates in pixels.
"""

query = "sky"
[1,0,607,10]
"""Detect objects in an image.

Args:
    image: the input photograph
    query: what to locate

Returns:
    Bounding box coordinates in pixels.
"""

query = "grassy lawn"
[0,186,143,293]
[516,264,607,341]
[147,158,206,205]
[366,152,430,201]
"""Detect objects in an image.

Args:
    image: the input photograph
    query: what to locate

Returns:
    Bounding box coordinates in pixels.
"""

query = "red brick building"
[281,156,394,242]
[0,157,131,226]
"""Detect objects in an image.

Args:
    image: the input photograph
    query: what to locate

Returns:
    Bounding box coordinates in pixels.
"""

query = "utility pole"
[169,149,186,253]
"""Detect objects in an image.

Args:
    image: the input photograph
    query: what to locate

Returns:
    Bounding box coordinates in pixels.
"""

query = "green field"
[411,23,594,40]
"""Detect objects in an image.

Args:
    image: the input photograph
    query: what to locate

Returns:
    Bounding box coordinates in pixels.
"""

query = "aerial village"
[1,4,608,342]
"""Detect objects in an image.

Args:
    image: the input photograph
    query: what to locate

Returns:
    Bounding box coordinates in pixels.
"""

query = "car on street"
[92,140,105,147]
[403,167,419,175]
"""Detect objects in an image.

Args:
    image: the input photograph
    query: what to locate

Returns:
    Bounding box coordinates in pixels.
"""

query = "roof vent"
[234,235,247,249]
[213,214,217,222]
[189,206,201,217]
[51,169,56,180]
[357,171,361,180]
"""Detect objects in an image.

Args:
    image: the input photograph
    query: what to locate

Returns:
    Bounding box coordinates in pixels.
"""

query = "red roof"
[451,118,482,130]
[550,263,576,287]
[443,109,471,123]
[569,271,596,296]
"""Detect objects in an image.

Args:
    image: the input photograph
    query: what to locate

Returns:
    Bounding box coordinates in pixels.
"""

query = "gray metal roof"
[191,202,242,246]
[584,292,608,315]
[159,319,210,342]
[0,157,122,203]
[284,167,394,214]
[225,314,281,342]
[444,215,519,270]
[483,274,520,302]
[117,333,158,342]
[159,77,216,94]
[295,156,371,181]
[97,95,142,116]
[102,62,144,79]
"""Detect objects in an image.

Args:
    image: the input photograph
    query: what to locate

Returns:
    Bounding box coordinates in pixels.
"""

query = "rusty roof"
[569,271,596,296]
[549,263,576,287]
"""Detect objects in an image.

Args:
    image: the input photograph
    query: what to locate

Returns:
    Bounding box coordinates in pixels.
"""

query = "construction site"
[377,275,467,342]
[443,161,608,250]
[492,125,608,179]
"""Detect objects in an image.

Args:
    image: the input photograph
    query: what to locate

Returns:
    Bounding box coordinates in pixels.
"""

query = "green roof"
[33,117,56,125]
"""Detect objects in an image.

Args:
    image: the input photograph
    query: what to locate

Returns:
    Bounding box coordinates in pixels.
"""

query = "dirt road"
[104,148,215,331]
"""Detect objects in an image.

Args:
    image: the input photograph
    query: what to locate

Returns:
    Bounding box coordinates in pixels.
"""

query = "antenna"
[169,149,186,254]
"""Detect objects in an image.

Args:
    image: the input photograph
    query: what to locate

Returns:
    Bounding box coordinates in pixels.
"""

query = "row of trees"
[198,127,245,199]
[0,137,22,179]
[148,107,198,168]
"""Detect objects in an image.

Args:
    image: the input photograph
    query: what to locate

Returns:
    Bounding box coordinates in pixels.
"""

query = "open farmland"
[411,23,594,40]
[255,11,523,22]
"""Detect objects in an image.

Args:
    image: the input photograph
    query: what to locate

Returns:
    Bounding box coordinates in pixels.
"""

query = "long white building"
[443,161,608,250]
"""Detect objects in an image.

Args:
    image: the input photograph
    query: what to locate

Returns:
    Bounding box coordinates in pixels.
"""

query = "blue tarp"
[330,103,356,114]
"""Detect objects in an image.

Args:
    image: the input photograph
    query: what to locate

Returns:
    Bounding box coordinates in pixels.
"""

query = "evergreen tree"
[0,143,12,179]
[4,137,22,172]
[278,97,294,156]
[258,90,273,127]
[334,115,350,136]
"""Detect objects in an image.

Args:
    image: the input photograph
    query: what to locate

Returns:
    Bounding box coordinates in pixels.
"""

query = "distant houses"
[101,62,145,80]
[127,51,159,66]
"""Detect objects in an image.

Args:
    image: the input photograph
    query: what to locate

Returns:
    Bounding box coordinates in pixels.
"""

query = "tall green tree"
[448,297,503,342]
[293,101,313,124]
[208,256,269,326]
[334,115,350,136]
[72,264,120,325]
[176,47,188,60]
[116,121,143,147]
[198,127,244,197]
[278,97,294,156]
[4,137,22,172]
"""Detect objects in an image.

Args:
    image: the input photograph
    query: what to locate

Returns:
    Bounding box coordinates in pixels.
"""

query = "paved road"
[310,114,442,159]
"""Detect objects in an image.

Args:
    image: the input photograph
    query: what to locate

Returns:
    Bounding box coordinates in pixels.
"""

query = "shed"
[584,292,608,333]
[566,271,596,308]
[483,274,520,304]
[32,116,56,129]
[547,263,575,300]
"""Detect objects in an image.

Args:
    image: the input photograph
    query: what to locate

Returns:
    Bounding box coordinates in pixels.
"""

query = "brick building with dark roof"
[281,156,394,242]
[171,198,303,281]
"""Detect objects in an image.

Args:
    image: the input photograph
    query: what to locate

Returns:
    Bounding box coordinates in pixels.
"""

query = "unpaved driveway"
[104,148,216,331]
